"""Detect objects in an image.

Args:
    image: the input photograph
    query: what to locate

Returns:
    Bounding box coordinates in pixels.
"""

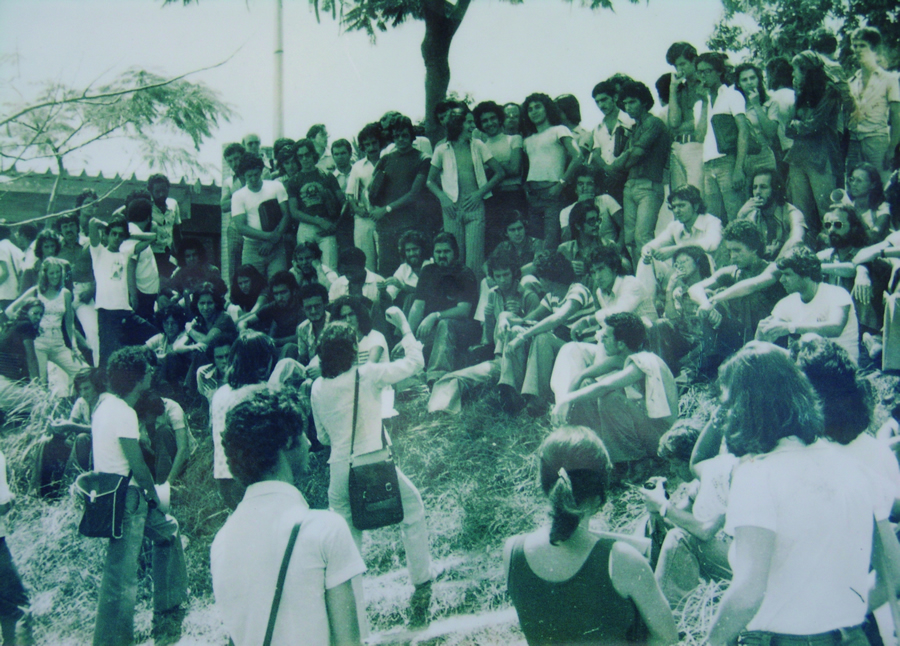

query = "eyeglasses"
[696,67,718,76]
[585,218,600,225]
[823,221,844,230]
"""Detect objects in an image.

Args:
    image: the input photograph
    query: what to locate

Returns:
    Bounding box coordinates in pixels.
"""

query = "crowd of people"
[0,24,898,646]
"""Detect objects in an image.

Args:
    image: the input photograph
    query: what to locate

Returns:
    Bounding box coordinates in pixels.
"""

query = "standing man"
[89,215,157,366]
[609,81,671,267]
[408,232,479,389]
[666,42,705,194]
[589,80,634,205]
[848,27,900,184]
[369,116,431,277]
[222,143,246,278]
[147,174,181,279]
[346,123,384,271]
[92,346,186,646]
[696,52,749,225]
[211,390,364,646]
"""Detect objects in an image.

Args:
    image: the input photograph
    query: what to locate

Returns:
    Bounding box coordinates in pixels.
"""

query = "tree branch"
[0,50,240,129]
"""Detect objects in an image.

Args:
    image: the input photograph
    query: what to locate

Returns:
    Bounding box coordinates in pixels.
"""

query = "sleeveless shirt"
[507,534,648,645]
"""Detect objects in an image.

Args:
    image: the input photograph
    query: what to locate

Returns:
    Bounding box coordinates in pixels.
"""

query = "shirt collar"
[243,480,310,506]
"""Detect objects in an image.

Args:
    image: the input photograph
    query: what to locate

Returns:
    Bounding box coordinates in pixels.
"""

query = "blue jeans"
[703,155,746,225]
[93,487,186,646]
[623,178,664,266]
[526,183,566,250]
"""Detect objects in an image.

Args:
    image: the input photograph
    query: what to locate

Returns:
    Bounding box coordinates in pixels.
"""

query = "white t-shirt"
[484,133,523,188]
[345,157,378,211]
[150,197,181,254]
[91,393,139,477]
[211,481,366,646]
[231,180,288,232]
[699,84,747,162]
[524,125,573,182]
[91,243,135,311]
[559,194,621,231]
[0,240,24,301]
[726,438,884,633]
[125,223,160,294]
[770,283,859,363]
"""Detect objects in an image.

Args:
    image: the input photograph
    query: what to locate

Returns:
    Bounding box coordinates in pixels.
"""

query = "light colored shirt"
[647,213,723,254]
[848,67,900,137]
[430,139,494,203]
[700,84,747,162]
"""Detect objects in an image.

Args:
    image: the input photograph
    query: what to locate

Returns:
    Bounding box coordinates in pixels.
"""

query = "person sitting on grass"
[288,241,339,293]
[504,425,678,646]
[380,229,431,315]
[551,312,678,478]
[641,417,736,607]
[240,271,303,350]
[211,390,364,646]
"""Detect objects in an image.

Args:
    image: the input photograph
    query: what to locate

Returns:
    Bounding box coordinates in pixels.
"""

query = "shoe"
[524,397,549,418]
[497,384,524,415]
[408,581,432,628]
[674,368,696,386]
[151,606,185,646]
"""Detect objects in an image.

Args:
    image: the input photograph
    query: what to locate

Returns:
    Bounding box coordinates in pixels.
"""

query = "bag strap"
[263,520,303,646]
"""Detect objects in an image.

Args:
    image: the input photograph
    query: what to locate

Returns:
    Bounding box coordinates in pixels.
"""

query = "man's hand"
[702,305,723,328]
[461,193,482,211]
[507,333,528,353]
[370,207,387,222]
[439,196,458,219]
[755,316,788,342]
[550,399,571,427]
[852,275,872,306]
[384,306,410,333]
[258,241,275,257]
[570,316,594,336]
[639,479,668,515]
[307,364,322,380]
[416,312,440,338]
[547,183,563,198]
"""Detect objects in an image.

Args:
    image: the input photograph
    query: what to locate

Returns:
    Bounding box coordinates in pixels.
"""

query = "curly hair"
[487,242,522,280]
[106,345,152,398]
[619,80,655,112]
[775,245,821,281]
[473,101,505,132]
[719,341,823,457]
[34,229,63,261]
[668,185,706,214]
[533,251,576,286]
[192,282,225,317]
[357,122,384,149]
[722,220,765,257]
[446,107,472,142]
[237,153,266,178]
[605,312,647,351]
[230,265,267,312]
[147,174,170,191]
[398,229,429,258]
[569,201,600,241]
[539,426,611,545]
[666,42,698,66]
[849,163,885,211]
[177,238,208,266]
[672,245,713,279]
[331,295,373,336]
[791,335,873,445]
[521,93,563,136]
[37,257,67,293]
[223,390,309,485]
[227,331,277,389]
[317,322,358,379]
[657,418,703,462]
[587,245,626,276]
[156,304,188,331]
[223,142,245,159]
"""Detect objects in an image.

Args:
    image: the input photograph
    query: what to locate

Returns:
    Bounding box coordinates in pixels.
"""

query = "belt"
[738,625,866,646]
[674,133,696,144]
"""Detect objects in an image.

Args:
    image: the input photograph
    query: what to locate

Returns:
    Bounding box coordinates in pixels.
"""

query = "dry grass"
[5,369,898,644]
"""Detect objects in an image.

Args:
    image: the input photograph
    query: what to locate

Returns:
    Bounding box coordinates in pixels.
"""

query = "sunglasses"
[823,221,844,230]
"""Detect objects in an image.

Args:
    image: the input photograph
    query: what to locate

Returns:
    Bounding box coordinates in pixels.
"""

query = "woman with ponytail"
[504,426,677,645]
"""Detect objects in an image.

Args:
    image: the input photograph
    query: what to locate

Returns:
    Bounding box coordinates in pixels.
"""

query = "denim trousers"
[525,184,566,249]
[93,486,186,646]
[703,155,745,225]
[623,178,664,266]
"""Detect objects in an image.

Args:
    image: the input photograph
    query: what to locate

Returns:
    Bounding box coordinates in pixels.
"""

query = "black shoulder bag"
[347,369,404,531]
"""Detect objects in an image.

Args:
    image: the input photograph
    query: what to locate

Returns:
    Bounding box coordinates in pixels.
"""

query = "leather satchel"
[710,113,762,156]
[347,369,404,531]
[74,471,131,539]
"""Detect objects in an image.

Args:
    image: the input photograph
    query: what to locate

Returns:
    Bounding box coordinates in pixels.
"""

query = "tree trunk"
[420,0,471,143]
[46,153,65,215]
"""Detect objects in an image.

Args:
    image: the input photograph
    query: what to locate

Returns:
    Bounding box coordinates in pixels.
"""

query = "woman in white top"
[475,101,527,256]
[847,162,891,242]
[5,257,84,384]
[427,107,505,276]
[521,93,583,250]
[706,341,900,646]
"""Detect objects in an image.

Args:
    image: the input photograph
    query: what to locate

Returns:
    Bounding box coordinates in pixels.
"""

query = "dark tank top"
[507,534,648,645]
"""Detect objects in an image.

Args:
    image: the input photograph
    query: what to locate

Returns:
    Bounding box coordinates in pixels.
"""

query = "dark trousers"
[97,309,158,367]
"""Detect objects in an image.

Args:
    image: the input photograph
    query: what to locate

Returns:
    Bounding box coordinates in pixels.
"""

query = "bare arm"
[559,362,644,407]
[63,289,76,348]
[707,526,774,646]
[232,213,276,242]
[325,580,362,646]
[610,542,678,646]
[23,337,39,381]
[709,263,779,305]
[407,299,426,336]
[3,286,38,320]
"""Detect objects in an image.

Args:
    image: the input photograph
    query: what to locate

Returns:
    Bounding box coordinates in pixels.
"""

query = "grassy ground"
[3,368,898,645]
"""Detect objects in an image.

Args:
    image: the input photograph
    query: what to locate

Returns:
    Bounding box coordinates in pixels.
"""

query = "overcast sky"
[0,0,727,183]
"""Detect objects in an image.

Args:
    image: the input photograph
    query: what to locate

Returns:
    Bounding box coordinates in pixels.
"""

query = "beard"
[828,233,850,249]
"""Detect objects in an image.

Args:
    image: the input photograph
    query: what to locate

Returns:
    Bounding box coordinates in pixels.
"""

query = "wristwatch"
[385,205,393,214]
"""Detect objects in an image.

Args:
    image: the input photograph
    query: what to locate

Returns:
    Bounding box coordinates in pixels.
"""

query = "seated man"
[816,205,879,335]
[211,390,364,646]
[555,201,607,282]
[558,168,622,249]
[734,168,805,260]
[328,246,384,303]
[381,229,431,315]
[240,270,302,349]
[638,185,722,292]
[295,282,330,373]
[852,229,900,369]
[497,252,591,416]
[196,334,235,407]
[688,220,786,366]
[756,246,859,363]
[289,241,339,293]
[428,243,540,414]
[551,312,678,470]
[552,245,657,399]
[408,232,480,387]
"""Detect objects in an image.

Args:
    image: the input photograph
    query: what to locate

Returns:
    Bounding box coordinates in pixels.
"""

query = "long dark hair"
[521,93,563,137]
[230,265,267,312]
[227,331,277,388]
[719,342,823,457]
[734,63,768,105]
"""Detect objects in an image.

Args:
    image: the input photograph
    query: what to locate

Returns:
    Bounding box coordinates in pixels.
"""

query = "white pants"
[74,298,99,368]
[353,217,378,271]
